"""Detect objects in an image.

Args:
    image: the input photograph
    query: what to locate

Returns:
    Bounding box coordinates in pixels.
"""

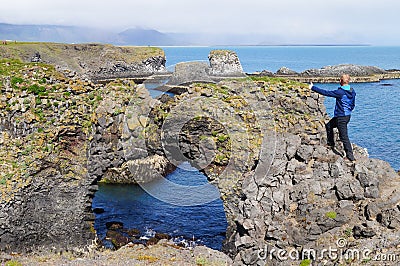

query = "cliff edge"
[149,76,400,265]
[0,42,167,81]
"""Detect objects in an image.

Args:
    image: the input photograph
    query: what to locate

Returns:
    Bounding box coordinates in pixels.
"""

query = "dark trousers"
[326,115,355,160]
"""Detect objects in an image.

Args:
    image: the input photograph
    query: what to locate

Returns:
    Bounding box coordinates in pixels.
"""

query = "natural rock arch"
[1,48,399,266]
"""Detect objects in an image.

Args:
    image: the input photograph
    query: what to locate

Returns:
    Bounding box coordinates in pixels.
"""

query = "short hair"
[340,74,350,84]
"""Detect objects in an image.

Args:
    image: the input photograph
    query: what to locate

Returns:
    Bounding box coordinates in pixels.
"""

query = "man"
[309,74,356,161]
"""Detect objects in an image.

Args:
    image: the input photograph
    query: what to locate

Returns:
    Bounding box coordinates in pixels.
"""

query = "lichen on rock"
[143,75,400,265]
[208,50,246,77]
[0,58,173,253]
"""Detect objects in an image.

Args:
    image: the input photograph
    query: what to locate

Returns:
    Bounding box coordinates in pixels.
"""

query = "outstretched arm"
[311,84,342,98]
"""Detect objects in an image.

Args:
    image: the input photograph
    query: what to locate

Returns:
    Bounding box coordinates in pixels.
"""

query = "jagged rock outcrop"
[276,66,298,75]
[164,50,246,91]
[301,64,387,77]
[0,60,173,253]
[258,69,275,77]
[87,82,175,185]
[208,50,246,77]
[0,128,95,253]
[0,61,102,252]
[166,62,214,86]
[101,154,176,184]
[229,139,400,265]
[0,43,167,81]
[30,52,41,63]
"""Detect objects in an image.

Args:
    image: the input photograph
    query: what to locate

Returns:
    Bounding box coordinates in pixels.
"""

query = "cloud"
[1,0,400,44]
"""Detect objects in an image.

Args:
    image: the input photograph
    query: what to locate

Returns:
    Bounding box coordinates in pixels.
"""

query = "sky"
[1,0,400,45]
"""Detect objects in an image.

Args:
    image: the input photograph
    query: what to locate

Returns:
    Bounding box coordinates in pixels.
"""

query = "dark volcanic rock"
[147,78,400,265]
[257,70,275,76]
[276,66,298,75]
[0,65,176,254]
[125,228,141,237]
[155,233,172,240]
[88,55,167,81]
[353,225,376,239]
[0,130,96,253]
[88,83,176,184]
[165,50,246,88]
[208,50,246,77]
[301,64,387,77]
[166,62,214,86]
[101,154,177,184]
[30,52,41,62]
[106,230,130,249]
[106,221,124,230]
[146,237,160,245]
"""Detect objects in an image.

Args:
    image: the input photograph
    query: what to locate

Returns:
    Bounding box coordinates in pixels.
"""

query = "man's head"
[340,74,350,86]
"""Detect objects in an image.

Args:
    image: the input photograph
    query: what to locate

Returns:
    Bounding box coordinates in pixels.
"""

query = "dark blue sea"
[93,46,400,250]
[93,162,227,250]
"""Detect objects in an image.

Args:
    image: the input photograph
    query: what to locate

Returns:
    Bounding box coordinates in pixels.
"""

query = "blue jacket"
[311,85,356,117]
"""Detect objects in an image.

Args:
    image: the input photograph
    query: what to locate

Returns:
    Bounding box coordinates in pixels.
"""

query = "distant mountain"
[0,23,119,44]
[118,28,187,46]
[0,23,259,46]
[0,22,368,46]
[0,23,188,45]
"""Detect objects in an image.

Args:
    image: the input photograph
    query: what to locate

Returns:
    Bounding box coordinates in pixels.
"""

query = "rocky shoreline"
[252,64,400,83]
[1,43,400,266]
[2,42,399,84]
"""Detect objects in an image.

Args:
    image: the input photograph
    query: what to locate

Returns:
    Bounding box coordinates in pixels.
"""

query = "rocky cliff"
[1,49,400,266]
[148,77,400,265]
[0,59,173,253]
[0,59,99,252]
[0,43,167,81]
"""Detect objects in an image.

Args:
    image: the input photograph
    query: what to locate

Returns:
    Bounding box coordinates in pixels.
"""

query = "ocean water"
[93,46,400,251]
[162,46,400,73]
[93,162,227,250]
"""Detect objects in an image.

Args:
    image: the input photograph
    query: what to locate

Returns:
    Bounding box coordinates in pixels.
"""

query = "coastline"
[1,43,400,266]
[162,45,400,74]
[249,71,400,83]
